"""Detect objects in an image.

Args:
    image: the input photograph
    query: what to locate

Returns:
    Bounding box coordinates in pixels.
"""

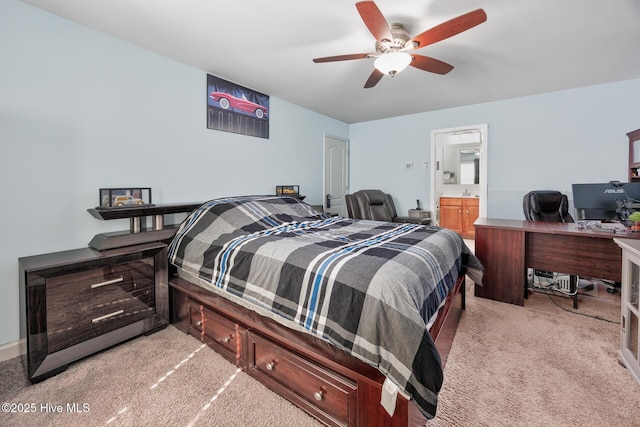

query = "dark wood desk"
[474,218,638,306]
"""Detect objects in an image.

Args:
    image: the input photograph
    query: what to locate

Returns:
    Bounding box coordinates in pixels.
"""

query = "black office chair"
[523,190,582,307]
[523,190,573,223]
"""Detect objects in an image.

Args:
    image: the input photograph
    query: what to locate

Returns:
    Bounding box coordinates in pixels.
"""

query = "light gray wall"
[4,0,640,349]
[0,1,348,346]
[350,79,640,219]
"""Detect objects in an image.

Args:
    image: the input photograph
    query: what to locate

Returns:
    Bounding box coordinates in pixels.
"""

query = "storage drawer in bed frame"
[186,299,245,365]
[169,274,466,427]
[248,331,357,426]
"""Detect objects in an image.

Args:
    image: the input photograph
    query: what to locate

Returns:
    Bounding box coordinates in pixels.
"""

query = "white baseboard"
[0,338,26,362]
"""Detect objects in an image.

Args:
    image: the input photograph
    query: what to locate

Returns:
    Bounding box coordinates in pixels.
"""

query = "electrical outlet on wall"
[405,162,414,170]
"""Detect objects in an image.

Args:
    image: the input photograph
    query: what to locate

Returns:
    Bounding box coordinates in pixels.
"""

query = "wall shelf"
[87,202,203,221]
[87,202,203,250]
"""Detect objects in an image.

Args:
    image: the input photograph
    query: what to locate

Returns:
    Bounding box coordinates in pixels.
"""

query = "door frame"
[430,124,488,224]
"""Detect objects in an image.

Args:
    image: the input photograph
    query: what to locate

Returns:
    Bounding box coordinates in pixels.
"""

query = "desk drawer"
[248,332,356,427]
[526,232,622,282]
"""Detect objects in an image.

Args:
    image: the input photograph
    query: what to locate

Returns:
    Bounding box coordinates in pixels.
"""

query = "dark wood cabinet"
[19,242,169,382]
[628,128,640,182]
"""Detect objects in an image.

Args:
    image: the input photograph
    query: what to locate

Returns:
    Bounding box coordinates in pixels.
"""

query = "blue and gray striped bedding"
[168,195,482,419]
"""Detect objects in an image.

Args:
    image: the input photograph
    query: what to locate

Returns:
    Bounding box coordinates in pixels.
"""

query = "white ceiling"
[19,0,640,124]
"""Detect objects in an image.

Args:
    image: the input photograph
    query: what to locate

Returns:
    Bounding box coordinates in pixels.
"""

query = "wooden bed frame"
[169,270,466,427]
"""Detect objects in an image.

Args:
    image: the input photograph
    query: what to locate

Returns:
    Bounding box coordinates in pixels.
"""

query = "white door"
[323,134,349,217]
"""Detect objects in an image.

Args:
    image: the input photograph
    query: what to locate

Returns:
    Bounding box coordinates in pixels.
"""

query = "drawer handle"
[195,320,203,327]
[265,361,276,371]
[91,276,124,289]
[92,309,124,323]
[222,335,233,343]
[314,391,324,401]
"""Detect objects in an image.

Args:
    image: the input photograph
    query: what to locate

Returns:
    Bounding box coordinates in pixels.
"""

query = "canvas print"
[207,74,269,139]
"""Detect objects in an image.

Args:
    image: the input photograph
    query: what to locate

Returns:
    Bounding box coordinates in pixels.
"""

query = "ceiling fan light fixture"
[374,52,412,76]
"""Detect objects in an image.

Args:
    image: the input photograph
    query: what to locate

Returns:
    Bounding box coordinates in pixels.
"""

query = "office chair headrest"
[531,191,564,213]
[523,190,573,223]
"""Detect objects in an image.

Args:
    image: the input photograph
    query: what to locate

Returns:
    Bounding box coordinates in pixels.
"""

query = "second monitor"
[572,181,640,222]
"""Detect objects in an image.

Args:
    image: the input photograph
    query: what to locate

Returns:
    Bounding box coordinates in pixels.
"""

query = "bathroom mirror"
[443,143,480,185]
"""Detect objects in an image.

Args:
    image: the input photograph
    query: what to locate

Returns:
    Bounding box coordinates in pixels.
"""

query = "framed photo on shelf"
[276,185,299,196]
[276,185,305,200]
[98,187,153,209]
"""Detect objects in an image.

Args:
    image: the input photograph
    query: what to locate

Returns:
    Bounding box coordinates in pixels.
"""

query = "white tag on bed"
[381,377,399,416]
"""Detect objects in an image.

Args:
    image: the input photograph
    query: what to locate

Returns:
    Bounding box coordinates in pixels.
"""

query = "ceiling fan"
[313,1,487,88]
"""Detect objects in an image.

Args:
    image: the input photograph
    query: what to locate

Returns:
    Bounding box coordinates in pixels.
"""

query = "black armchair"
[346,190,431,225]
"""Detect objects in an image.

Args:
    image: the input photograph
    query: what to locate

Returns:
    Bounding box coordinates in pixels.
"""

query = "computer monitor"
[572,182,640,222]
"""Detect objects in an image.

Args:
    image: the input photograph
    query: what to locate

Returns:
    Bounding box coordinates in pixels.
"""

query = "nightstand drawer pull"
[92,309,124,323]
[91,276,124,289]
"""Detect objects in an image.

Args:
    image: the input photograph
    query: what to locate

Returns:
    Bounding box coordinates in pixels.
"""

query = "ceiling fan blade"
[410,55,454,75]
[364,69,384,88]
[409,8,487,49]
[313,53,371,63]
[356,1,393,42]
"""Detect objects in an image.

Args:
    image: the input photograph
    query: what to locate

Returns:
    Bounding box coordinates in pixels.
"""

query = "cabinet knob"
[314,390,324,401]
[266,361,276,371]
[195,320,202,327]
[222,335,232,343]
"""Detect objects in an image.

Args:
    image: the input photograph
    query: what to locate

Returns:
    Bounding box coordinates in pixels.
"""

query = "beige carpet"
[1,284,639,426]
[430,281,640,427]
[0,327,322,427]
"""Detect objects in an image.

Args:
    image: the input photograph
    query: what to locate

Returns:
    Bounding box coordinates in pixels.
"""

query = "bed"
[167,195,482,426]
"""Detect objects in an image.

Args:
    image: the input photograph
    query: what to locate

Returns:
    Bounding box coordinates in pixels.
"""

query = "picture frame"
[206,74,269,139]
[98,187,153,209]
[276,185,299,196]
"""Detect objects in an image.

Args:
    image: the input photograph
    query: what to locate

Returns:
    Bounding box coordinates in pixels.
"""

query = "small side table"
[408,209,431,224]
[19,242,169,382]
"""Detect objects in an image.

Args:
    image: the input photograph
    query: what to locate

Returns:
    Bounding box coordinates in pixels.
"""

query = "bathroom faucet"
[462,188,471,196]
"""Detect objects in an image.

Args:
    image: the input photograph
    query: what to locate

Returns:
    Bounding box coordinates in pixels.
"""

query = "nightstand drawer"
[20,242,169,382]
[45,258,156,352]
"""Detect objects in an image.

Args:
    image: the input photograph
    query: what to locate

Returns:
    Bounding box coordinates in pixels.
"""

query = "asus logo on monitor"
[604,189,625,194]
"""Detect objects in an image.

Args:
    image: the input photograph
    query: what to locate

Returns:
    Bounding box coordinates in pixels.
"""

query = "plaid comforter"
[168,195,482,418]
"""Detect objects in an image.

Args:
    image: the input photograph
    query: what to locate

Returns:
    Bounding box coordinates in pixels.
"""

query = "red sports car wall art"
[207,74,269,139]
[209,91,268,119]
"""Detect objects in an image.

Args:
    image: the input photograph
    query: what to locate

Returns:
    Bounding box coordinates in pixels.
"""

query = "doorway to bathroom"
[430,124,488,227]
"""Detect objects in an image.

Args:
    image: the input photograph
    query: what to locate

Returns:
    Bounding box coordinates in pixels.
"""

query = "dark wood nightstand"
[19,242,169,382]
